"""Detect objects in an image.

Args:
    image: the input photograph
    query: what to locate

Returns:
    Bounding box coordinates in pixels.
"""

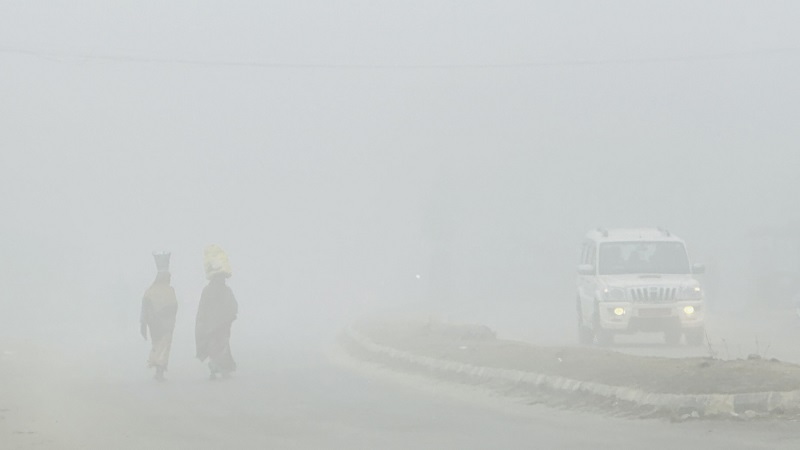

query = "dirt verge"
[352,319,800,396]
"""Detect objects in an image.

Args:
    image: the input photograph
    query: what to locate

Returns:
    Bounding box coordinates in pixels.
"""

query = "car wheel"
[578,324,593,346]
[592,310,613,347]
[664,329,681,346]
[577,301,593,346]
[596,329,613,347]
[685,328,705,347]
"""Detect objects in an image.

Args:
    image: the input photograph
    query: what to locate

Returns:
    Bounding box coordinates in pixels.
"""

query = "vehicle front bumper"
[597,301,705,332]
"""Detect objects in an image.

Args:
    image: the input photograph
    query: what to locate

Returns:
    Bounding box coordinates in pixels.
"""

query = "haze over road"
[4,2,800,449]
[3,314,800,450]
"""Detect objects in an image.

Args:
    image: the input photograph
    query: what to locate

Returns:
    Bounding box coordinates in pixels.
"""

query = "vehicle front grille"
[629,286,678,302]
[637,308,672,317]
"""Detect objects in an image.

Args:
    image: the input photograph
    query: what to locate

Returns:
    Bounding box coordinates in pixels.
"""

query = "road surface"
[2,311,800,450]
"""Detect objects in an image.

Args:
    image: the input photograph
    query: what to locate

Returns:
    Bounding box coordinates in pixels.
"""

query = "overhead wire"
[1,45,800,69]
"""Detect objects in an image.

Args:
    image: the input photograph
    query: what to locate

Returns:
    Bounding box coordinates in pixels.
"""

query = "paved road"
[2,312,800,450]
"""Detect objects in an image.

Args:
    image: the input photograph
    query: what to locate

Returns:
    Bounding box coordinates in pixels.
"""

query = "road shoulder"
[341,319,800,420]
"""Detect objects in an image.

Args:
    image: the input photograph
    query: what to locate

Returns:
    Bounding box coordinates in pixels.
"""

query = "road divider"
[339,319,800,420]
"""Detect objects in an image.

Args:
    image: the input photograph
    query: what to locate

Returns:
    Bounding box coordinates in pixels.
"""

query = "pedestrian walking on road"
[196,245,238,380]
[140,251,178,381]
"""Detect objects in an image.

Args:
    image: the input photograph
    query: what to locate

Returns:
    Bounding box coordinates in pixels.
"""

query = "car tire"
[664,329,681,346]
[577,300,593,346]
[592,309,613,347]
[596,329,613,347]
[685,328,705,347]
[578,324,593,346]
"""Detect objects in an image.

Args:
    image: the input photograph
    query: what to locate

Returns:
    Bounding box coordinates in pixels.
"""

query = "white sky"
[2,1,800,324]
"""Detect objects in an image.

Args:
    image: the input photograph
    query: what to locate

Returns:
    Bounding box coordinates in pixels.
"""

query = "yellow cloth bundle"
[204,244,232,279]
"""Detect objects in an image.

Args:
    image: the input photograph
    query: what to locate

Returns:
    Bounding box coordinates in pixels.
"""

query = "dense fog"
[2,0,800,385]
[5,3,800,449]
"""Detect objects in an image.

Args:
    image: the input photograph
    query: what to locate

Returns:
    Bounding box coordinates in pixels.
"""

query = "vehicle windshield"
[598,241,690,275]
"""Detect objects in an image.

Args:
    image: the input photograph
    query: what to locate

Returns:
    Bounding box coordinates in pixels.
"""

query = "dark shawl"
[195,277,238,367]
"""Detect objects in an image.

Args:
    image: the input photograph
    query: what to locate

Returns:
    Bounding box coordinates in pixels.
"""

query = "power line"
[1,45,800,70]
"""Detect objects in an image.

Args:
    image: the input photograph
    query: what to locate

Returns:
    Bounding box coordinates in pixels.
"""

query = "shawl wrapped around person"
[141,272,178,372]
[195,274,238,377]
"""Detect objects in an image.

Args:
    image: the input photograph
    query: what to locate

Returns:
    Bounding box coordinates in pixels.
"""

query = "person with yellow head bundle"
[195,245,238,380]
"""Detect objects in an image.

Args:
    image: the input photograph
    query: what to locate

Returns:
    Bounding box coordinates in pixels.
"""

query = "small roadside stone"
[674,411,700,422]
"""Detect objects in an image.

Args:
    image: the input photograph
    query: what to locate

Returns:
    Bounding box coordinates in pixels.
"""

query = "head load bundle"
[204,244,232,280]
[153,251,171,273]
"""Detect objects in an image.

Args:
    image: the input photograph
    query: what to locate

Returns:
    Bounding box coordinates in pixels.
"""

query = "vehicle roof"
[584,227,685,243]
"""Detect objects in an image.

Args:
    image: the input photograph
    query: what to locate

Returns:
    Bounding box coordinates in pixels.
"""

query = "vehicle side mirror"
[577,264,595,275]
[692,263,706,274]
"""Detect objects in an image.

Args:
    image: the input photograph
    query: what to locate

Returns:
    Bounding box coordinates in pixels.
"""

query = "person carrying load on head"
[140,251,178,381]
[195,245,238,380]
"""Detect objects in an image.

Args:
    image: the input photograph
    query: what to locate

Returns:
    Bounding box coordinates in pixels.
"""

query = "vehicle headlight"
[683,305,695,315]
[613,307,626,316]
[680,286,703,300]
[603,287,627,301]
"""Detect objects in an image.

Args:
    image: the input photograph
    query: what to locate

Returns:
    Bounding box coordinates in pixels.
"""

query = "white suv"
[576,228,706,346]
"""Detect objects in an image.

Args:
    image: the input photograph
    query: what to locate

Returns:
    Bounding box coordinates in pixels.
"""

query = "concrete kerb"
[342,326,800,418]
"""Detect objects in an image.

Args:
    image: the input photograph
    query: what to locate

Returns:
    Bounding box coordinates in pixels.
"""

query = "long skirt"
[197,325,236,374]
[148,330,174,370]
